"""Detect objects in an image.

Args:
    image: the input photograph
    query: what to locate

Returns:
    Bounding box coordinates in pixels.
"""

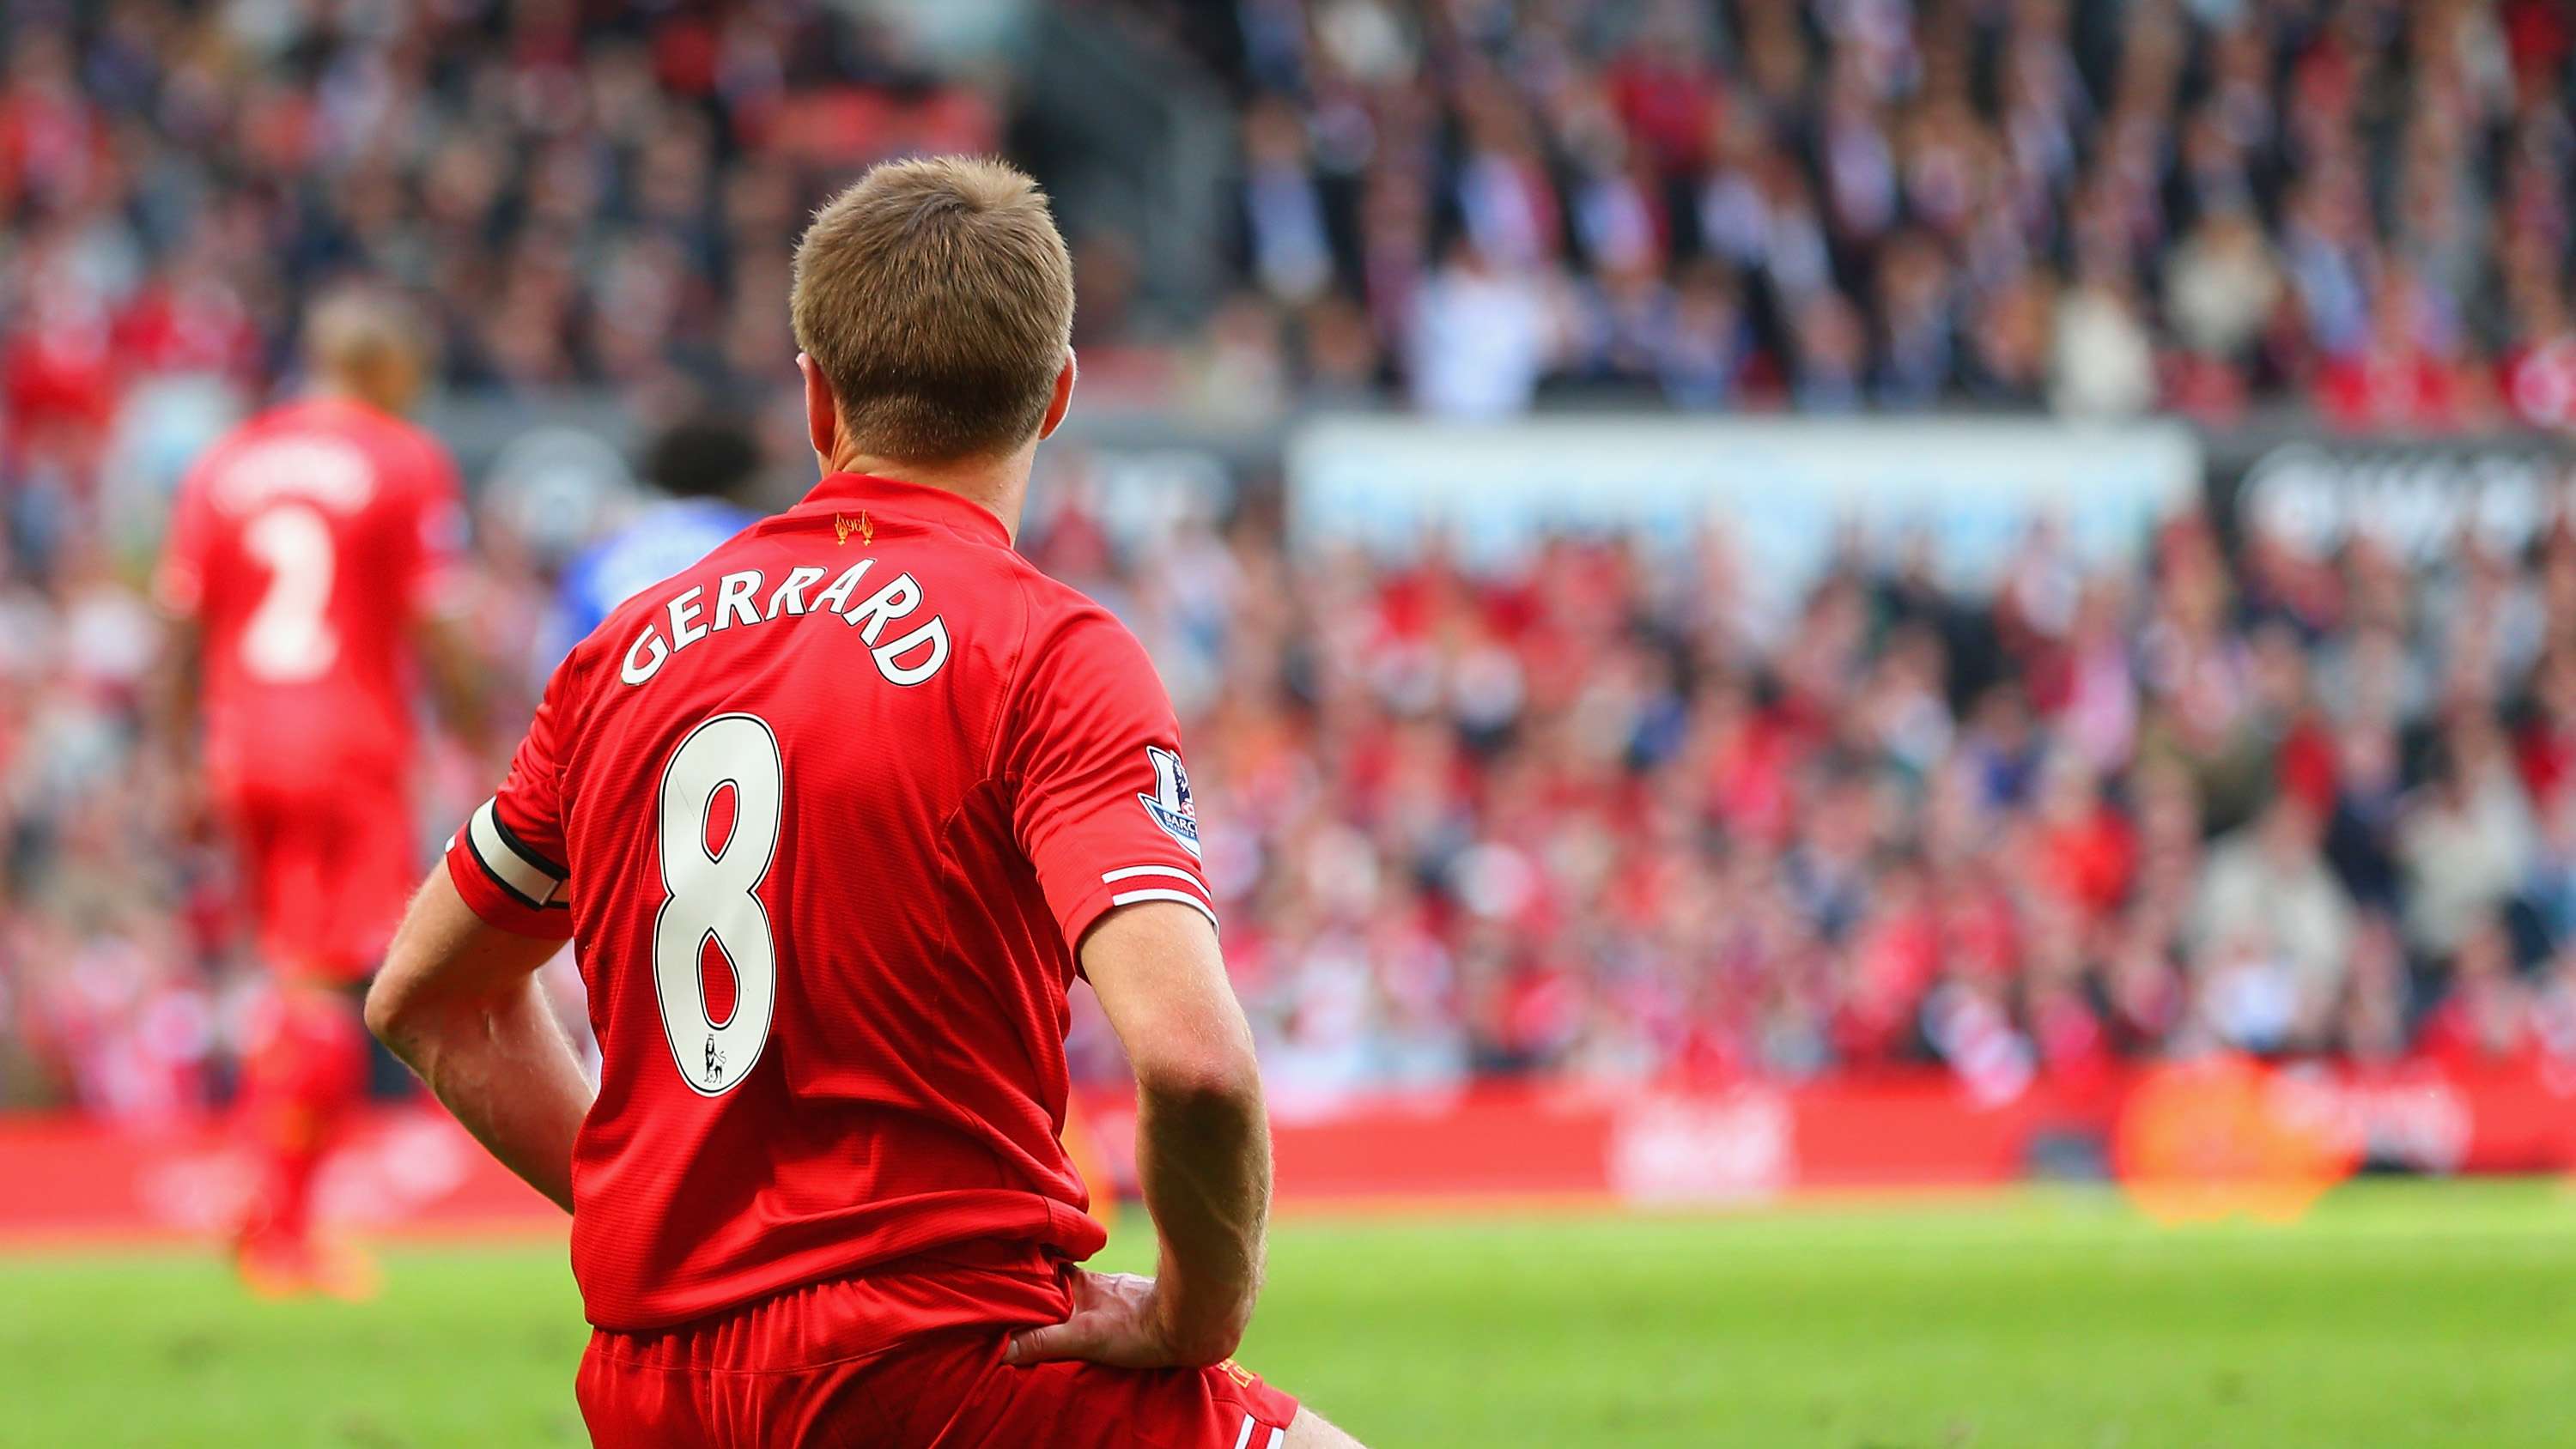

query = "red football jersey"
[445,472,1216,1331]
[155,397,468,791]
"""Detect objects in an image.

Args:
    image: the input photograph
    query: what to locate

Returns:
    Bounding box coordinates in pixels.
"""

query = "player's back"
[158,397,463,789]
[465,471,1205,1331]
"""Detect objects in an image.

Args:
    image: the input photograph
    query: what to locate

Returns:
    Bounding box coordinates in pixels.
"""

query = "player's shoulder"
[984,561,1178,761]
[196,398,309,464]
[995,559,1166,710]
[176,402,326,503]
[234,397,453,498]
[996,553,1142,653]
[342,403,454,486]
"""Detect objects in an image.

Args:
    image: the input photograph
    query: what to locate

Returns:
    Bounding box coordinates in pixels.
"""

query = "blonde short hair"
[304,283,426,409]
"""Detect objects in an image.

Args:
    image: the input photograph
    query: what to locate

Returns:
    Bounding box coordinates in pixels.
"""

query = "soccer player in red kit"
[366,159,1365,1446]
[156,289,485,1295]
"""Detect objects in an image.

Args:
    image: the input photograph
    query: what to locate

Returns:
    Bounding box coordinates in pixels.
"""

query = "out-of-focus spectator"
[2162,208,2281,419]
[2189,796,2356,1041]
[2050,257,2157,417]
[1405,240,1558,417]
[2398,731,2539,960]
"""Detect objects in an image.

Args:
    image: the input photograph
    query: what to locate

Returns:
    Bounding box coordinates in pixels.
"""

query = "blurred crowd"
[10,0,2576,1118]
[1193,0,2576,424]
[1036,503,2576,1100]
[6,2,2574,439]
[1,0,994,484]
[21,454,2576,1116]
[30,429,2576,1112]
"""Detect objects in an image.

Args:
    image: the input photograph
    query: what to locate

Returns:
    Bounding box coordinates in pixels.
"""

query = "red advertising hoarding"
[2,1060,2568,1241]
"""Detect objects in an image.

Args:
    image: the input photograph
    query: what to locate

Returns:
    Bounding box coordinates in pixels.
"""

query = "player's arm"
[371,646,588,1211]
[404,445,496,759]
[1011,900,1271,1369]
[150,465,216,827]
[411,611,494,758]
[999,600,1271,1371]
[150,615,202,759]
[144,614,215,840]
[367,868,589,1213]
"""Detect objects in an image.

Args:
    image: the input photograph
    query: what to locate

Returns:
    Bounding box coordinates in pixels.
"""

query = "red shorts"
[576,1266,1298,1449]
[221,775,416,979]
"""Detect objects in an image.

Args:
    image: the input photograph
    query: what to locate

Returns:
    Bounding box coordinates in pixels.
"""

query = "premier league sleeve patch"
[1137,744,1202,859]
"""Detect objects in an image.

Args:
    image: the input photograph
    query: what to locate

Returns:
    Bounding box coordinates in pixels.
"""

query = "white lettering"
[712,570,763,629]
[844,573,922,644]
[667,586,708,649]
[872,617,949,684]
[767,566,825,619]
[622,556,951,688]
[811,560,874,615]
[622,625,669,684]
[211,437,377,515]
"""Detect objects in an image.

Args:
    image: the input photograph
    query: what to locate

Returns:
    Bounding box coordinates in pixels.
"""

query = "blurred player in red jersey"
[367,158,1364,1446]
[155,288,486,1298]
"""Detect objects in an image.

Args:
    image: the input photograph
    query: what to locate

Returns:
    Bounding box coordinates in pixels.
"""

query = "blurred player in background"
[548,419,762,664]
[154,287,488,1296]
[368,157,1358,1446]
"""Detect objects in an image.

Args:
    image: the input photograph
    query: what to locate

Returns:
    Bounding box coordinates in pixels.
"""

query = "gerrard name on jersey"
[618,555,951,688]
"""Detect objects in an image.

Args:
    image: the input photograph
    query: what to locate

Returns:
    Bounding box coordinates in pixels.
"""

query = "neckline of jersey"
[792,472,1012,548]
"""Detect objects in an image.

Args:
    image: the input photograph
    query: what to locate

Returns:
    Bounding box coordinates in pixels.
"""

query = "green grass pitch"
[5,1179,2572,1446]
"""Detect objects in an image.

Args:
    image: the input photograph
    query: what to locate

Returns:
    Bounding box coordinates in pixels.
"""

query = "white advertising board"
[1286,415,2203,603]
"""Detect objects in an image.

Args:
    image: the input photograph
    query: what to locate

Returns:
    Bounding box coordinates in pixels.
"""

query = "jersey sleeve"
[444,656,578,939]
[1004,599,1217,952]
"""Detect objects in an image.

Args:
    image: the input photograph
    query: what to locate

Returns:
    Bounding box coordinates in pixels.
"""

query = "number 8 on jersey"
[653,713,783,1095]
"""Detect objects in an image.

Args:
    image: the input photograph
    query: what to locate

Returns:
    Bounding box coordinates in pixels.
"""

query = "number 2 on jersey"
[242,503,340,681]
[653,713,783,1096]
